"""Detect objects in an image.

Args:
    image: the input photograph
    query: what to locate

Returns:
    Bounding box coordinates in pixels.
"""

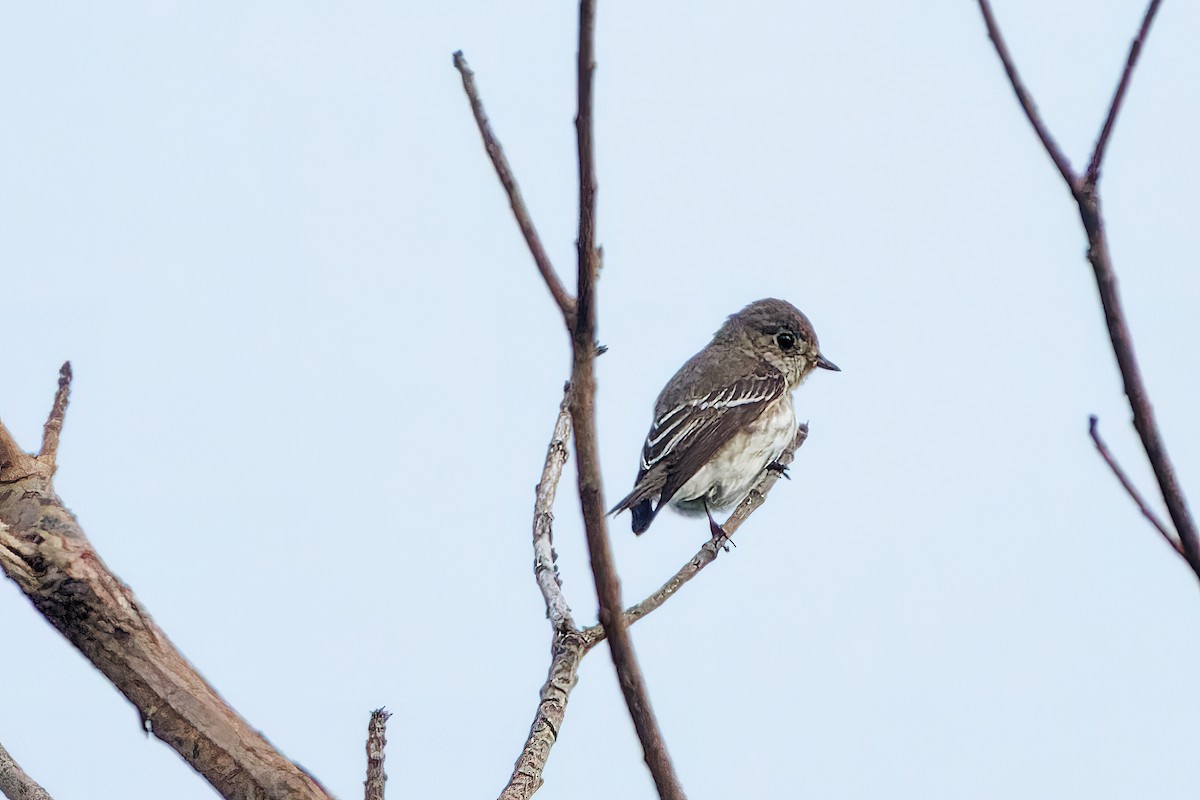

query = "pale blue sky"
[3,2,1200,798]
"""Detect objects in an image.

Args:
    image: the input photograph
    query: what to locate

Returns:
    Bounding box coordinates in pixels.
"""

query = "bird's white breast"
[672,395,798,514]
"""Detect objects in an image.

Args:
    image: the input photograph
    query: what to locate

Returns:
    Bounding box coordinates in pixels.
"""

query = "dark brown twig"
[976,0,1078,188]
[1089,416,1181,554]
[364,708,391,800]
[1086,0,1164,184]
[976,0,1200,580]
[452,51,578,330]
[567,2,685,797]
[0,739,55,800]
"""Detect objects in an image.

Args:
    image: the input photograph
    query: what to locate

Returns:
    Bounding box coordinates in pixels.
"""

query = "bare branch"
[1086,0,1164,184]
[0,740,54,800]
[976,0,1079,188]
[498,388,580,800]
[1081,213,1200,573]
[498,631,586,800]
[364,708,391,800]
[0,371,333,800]
[452,51,578,329]
[1089,416,1181,554]
[533,388,577,632]
[582,425,808,651]
[976,0,1200,580]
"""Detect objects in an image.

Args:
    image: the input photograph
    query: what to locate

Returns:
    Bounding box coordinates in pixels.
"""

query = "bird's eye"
[775,331,796,351]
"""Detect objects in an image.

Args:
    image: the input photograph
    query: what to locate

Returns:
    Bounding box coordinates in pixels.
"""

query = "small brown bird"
[609,298,839,537]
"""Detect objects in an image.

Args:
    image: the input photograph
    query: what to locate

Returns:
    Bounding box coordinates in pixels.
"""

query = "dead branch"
[0,740,54,800]
[0,367,332,800]
[364,708,391,800]
[975,0,1200,580]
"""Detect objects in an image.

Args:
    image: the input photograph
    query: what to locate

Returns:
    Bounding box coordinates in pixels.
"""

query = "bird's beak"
[815,353,840,372]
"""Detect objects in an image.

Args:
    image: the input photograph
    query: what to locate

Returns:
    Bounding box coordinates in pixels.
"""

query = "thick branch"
[452,51,578,329]
[568,2,684,797]
[0,740,54,800]
[364,708,391,800]
[581,425,808,651]
[0,370,332,800]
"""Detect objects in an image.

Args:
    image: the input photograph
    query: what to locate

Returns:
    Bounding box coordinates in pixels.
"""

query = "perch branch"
[0,368,332,800]
[581,425,808,650]
[452,51,577,330]
[0,740,54,800]
[976,0,1200,580]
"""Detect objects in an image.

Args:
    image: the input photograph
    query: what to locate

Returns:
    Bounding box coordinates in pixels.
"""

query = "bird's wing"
[642,368,788,510]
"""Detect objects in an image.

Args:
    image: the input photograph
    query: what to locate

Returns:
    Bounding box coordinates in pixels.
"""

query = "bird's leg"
[704,498,735,551]
[766,461,791,479]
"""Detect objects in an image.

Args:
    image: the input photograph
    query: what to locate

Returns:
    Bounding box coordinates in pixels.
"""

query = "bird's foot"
[707,516,736,551]
[766,460,791,479]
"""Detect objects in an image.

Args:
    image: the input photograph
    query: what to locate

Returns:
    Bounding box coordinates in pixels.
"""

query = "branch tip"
[1085,0,1164,185]
[1088,415,1182,556]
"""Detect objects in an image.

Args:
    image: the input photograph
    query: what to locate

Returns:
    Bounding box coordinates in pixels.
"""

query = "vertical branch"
[364,708,391,800]
[567,1,686,798]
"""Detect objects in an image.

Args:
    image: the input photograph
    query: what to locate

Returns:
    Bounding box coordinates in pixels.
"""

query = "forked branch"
[976,0,1200,580]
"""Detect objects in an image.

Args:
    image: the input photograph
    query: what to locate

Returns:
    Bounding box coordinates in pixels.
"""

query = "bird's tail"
[608,491,660,535]
[630,500,657,535]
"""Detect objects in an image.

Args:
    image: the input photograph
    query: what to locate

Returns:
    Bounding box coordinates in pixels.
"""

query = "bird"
[609,298,839,538]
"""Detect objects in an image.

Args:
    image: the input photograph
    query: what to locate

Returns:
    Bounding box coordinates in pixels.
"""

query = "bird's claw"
[766,461,790,479]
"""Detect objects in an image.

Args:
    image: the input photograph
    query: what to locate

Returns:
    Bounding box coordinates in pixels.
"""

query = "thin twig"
[1086,0,1164,184]
[582,425,808,650]
[1088,416,1181,554]
[567,1,685,797]
[452,51,578,329]
[364,708,391,800]
[0,739,55,800]
[976,0,1078,188]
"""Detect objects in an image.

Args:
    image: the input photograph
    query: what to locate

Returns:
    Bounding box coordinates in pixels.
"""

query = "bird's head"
[720,298,839,386]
